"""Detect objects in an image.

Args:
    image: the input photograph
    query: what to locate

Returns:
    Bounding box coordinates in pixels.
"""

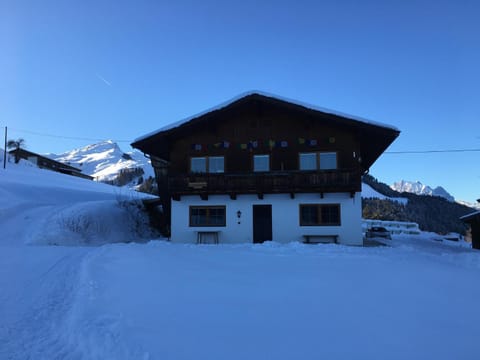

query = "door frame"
[252,204,272,243]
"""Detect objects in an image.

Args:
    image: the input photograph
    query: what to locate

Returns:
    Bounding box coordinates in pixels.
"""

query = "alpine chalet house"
[132,92,399,245]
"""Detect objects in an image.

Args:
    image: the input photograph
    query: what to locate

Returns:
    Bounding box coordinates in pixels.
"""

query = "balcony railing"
[168,169,361,197]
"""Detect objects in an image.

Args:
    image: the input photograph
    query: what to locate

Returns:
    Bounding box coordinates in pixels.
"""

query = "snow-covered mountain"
[391,180,455,202]
[48,140,154,189]
[458,200,480,210]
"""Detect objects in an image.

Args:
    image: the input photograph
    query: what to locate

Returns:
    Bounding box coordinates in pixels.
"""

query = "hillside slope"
[363,175,474,234]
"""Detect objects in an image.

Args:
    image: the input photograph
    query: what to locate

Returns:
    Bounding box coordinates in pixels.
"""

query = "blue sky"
[1,0,479,203]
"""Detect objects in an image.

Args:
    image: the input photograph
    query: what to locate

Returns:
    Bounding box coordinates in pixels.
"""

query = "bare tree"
[7,138,25,163]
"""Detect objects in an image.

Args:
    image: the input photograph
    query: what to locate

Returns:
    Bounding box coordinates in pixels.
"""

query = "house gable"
[132,92,400,172]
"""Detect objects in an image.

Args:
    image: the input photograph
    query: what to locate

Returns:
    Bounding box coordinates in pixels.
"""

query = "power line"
[8,127,132,143]
[385,149,480,154]
[7,127,480,154]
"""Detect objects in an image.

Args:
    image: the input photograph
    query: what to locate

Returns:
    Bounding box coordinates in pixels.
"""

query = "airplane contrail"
[96,73,112,87]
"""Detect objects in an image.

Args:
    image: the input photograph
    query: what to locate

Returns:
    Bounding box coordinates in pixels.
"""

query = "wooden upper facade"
[132,92,400,199]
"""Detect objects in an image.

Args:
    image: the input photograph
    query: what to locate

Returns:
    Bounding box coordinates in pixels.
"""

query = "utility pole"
[3,126,6,169]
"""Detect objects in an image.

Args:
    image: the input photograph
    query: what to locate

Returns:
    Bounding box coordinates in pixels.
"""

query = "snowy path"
[0,246,92,360]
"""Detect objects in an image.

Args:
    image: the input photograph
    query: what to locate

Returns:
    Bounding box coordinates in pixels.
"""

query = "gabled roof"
[132,91,400,170]
[10,148,82,172]
[134,91,399,143]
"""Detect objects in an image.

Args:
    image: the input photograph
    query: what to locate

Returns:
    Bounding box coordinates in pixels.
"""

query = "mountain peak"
[48,141,153,183]
[391,180,455,202]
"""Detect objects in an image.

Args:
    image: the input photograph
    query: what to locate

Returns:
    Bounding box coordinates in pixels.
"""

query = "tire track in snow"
[0,248,92,360]
[61,245,151,360]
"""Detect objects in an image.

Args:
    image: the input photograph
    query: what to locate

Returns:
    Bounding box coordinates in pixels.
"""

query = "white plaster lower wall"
[170,192,362,245]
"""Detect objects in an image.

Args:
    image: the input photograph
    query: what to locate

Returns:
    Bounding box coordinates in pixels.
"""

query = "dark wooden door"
[253,205,272,243]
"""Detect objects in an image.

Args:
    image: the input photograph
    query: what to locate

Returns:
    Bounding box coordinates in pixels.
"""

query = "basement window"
[190,206,226,227]
[299,204,341,226]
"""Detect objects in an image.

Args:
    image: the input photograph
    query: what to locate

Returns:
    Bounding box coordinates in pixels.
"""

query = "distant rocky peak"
[391,180,455,202]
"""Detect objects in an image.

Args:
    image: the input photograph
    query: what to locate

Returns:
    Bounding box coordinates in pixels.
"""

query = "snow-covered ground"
[1,154,480,360]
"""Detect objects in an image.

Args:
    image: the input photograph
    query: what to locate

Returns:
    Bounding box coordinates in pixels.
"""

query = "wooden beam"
[229,193,237,200]
[257,193,264,200]
[200,194,209,201]
[290,192,295,199]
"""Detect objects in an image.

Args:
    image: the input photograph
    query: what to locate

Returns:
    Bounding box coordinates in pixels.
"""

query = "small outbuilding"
[9,148,93,180]
[461,208,480,250]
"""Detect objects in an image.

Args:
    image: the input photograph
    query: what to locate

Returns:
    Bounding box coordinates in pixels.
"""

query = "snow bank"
[30,200,154,246]
[363,219,421,235]
[0,158,155,246]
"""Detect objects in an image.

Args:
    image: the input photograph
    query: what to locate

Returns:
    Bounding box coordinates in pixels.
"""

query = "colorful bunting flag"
[193,138,296,151]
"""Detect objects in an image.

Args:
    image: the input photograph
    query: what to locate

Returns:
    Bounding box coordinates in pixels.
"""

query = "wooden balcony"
[168,169,361,199]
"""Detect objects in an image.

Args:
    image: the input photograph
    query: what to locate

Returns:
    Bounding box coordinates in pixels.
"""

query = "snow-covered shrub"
[30,198,158,246]
[57,213,110,244]
[115,196,158,240]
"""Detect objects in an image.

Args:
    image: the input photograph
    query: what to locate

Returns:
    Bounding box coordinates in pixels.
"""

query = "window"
[191,157,207,173]
[299,152,337,170]
[299,204,341,226]
[190,156,224,173]
[190,206,226,227]
[299,153,317,170]
[208,156,224,173]
[253,154,270,172]
[319,152,337,170]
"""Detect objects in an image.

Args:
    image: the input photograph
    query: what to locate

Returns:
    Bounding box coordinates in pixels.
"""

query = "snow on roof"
[133,90,400,143]
[460,210,480,221]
